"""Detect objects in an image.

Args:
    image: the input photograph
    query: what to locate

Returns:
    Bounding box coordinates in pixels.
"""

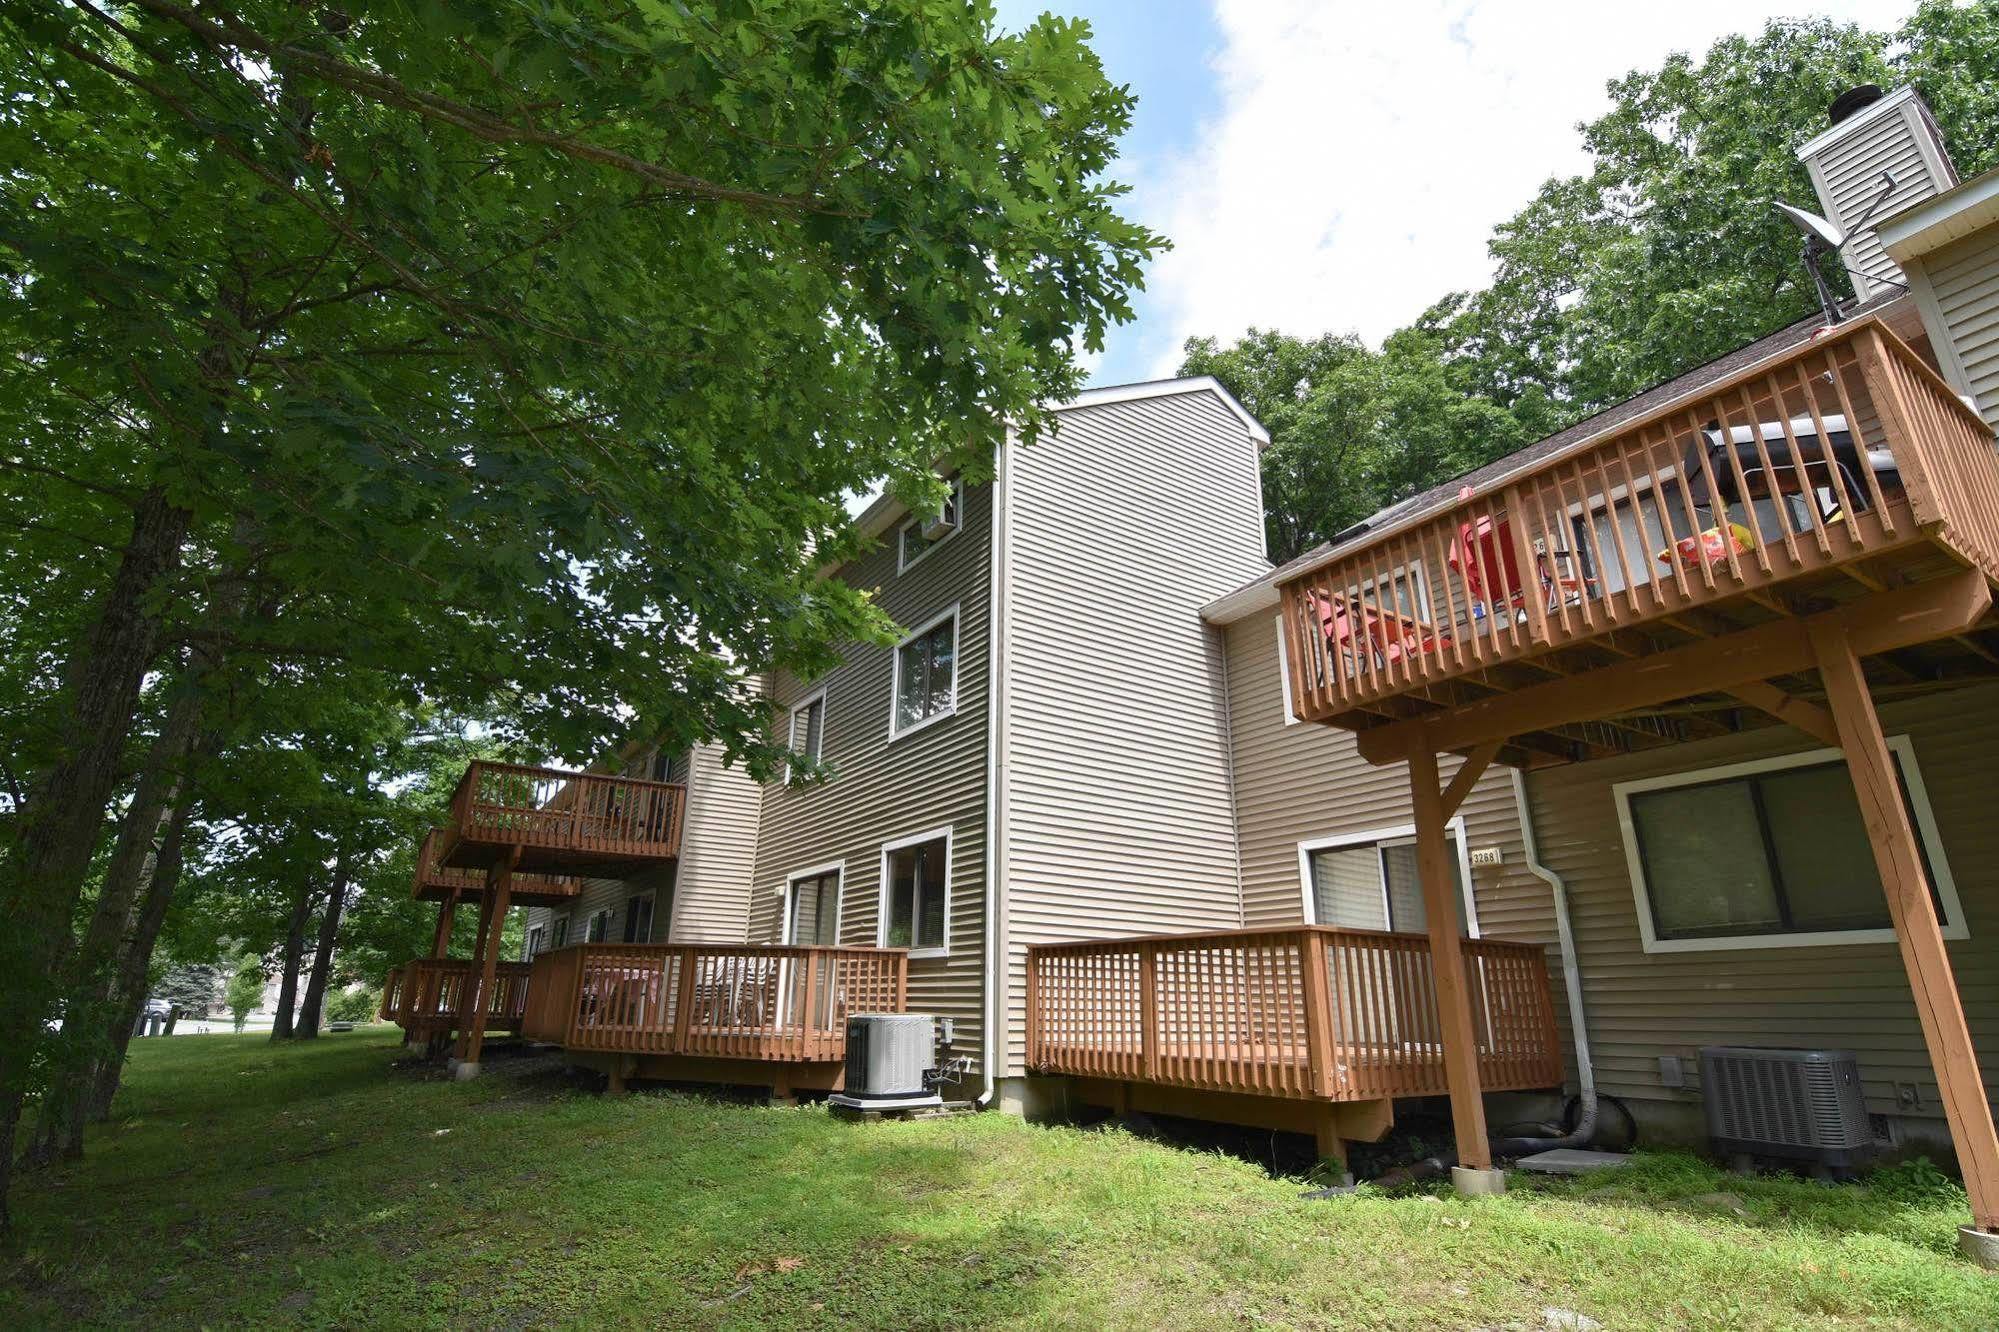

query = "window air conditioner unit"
[1700,1046,1875,1169]
[920,510,957,541]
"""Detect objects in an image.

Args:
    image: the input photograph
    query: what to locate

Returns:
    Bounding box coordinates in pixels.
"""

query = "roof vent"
[1827,84,1883,126]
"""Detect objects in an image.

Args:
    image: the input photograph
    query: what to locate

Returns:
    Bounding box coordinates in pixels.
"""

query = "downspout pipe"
[1488,767,1600,1156]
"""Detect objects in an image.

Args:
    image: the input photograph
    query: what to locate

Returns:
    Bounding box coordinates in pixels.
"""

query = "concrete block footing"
[453,1060,481,1081]
[1451,1165,1507,1196]
[1958,1225,1999,1269]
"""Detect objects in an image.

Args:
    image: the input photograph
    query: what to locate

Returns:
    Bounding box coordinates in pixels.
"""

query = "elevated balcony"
[1277,317,1999,763]
[410,828,581,906]
[1027,926,1562,1106]
[435,760,686,877]
[380,958,532,1040]
[521,943,908,1091]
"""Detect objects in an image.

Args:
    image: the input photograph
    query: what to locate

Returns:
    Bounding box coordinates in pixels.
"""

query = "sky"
[989,0,1917,388]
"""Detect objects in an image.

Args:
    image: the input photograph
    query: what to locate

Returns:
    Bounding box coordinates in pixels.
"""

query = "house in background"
[384,83,1999,1252]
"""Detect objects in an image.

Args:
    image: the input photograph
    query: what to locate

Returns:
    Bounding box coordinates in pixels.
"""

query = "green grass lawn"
[3,1030,1994,1330]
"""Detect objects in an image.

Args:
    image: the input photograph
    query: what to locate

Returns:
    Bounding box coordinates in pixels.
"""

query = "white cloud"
[1142,0,1911,375]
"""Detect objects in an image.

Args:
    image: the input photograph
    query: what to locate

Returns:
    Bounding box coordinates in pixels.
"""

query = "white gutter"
[1511,767,1594,1097]
[977,435,1013,1108]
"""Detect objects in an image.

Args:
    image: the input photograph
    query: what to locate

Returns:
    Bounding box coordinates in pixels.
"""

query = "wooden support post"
[1814,624,1999,1231]
[452,888,497,1062]
[430,890,458,959]
[457,849,517,1073]
[1408,743,1492,1171]
[1313,1107,1348,1174]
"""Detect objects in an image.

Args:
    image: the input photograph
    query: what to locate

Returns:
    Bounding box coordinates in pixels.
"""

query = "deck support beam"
[1408,742,1492,1174]
[429,889,458,959]
[1814,624,1999,1232]
[455,849,517,1076]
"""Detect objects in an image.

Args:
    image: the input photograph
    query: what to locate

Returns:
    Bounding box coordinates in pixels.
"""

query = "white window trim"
[553,915,570,948]
[586,908,612,944]
[524,924,546,960]
[785,687,828,783]
[1274,615,1300,726]
[1294,818,1481,937]
[896,478,965,574]
[1614,735,1965,954]
[877,824,954,958]
[781,860,845,946]
[887,602,961,741]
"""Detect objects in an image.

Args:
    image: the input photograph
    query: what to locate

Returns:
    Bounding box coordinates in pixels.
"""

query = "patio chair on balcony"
[1448,513,1595,621]
[1305,590,1447,678]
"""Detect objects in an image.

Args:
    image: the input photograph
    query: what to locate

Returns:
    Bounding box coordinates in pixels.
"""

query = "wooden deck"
[410,828,580,906]
[1277,317,1999,762]
[380,958,532,1040]
[521,943,908,1090]
[436,760,686,876]
[1026,926,1562,1105]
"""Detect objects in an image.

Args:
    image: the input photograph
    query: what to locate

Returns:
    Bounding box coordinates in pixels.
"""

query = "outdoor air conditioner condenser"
[830,1013,942,1112]
[1699,1046,1875,1169]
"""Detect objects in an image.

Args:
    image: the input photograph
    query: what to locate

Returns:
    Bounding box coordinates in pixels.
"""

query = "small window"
[891,607,958,737]
[524,925,546,960]
[1300,826,1474,936]
[881,830,950,955]
[586,909,610,944]
[898,479,964,572]
[649,748,679,783]
[788,690,826,780]
[1616,737,1962,952]
[552,916,570,948]
[785,866,842,947]
[622,892,655,944]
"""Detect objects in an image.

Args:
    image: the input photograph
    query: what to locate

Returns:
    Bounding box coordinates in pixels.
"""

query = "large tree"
[0,0,1158,1227]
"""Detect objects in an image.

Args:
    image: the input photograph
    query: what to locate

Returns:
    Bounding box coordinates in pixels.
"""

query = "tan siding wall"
[1524,683,1999,1136]
[999,389,1271,1073]
[1914,226,1999,430]
[667,741,762,943]
[1804,95,1955,302]
[749,481,991,1069]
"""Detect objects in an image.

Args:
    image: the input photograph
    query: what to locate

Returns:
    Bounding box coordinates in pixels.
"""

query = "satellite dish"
[1773,201,1845,253]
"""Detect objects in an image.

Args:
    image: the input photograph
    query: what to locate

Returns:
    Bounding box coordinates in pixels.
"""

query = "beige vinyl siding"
[1913,227,1999,430]
[1803,92,1956,302]
[1221,612,1574,1079]
[748,480,991,1069]
[998,388,1269,1074]
[666,741,762,943]
[1523,683,1999,1135]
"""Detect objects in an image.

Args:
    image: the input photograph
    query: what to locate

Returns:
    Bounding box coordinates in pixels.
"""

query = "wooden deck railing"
[443,760,686,867]
[1025,926,1562,1102]
[521,943,908,1062]
[1278,318,1999,725]
[380,958,533,1034]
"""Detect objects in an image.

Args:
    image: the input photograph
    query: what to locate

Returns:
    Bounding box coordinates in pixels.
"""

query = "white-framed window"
[1274,614,1301,725]
[787,688,827,781]
[552,916,570,948]
[1614,736,1963,953]
[783,862,843,947]
[1295,818,1479,937]
[524,924,546,960]
[879,826,952,957]
[889,604,958,739]
[897,478,964,573]
[622,892,655,944]
[586,909,611,944]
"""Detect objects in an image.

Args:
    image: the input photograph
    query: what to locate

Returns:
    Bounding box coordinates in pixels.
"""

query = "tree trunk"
[84,796,195,1129]
[22,683,206,1168]
[269,877,319,1041]
[0,485,194,1233]
[295,850,352,1039]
